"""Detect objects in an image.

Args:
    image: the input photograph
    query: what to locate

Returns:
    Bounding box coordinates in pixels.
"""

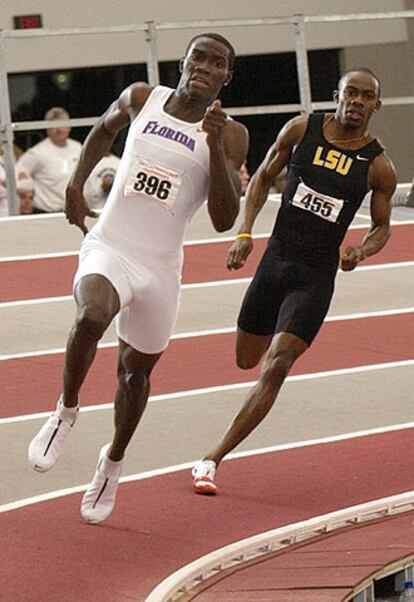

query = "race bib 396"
[124,157,183,212]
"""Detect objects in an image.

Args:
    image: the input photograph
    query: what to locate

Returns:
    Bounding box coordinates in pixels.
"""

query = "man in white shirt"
[17,107,82,212]
[0,139,34,216]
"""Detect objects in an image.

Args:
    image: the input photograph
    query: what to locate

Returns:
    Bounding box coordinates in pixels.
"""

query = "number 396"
[133,171,172,200]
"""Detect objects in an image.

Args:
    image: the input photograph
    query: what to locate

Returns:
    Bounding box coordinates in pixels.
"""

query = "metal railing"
[1,10,414,214]
[145,490,414,602]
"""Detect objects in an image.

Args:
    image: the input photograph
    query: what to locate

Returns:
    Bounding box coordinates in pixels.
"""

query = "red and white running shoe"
[192,459,217,495]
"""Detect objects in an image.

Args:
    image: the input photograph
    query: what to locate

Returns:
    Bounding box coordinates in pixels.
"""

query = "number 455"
[300,193,334,217]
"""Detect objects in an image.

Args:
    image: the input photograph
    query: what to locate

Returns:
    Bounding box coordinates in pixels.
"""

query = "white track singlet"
[88,85,210,266]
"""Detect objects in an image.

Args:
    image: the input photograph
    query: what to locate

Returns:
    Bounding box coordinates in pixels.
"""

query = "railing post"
[144,21,160,86]
[0,30,18,215]
[294,14,313,114]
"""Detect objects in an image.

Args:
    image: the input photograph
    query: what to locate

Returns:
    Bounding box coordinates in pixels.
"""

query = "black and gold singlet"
[269,112,384,276]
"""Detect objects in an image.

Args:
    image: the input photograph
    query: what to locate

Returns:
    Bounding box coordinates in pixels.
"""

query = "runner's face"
[181,37,232,100]
[335,72,381,130]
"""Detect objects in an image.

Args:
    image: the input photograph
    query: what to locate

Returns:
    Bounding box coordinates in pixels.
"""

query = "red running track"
[1,223,413,600]
[1,311,413,419]
[2,428,414,601]
[0,223,413,303]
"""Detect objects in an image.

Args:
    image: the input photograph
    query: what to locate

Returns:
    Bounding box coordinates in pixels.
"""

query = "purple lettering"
[142,120,196,152]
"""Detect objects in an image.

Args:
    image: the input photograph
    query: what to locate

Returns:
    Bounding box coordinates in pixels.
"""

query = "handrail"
[1,10,414,38]
[1,9,413,214]
[145,491,414,602]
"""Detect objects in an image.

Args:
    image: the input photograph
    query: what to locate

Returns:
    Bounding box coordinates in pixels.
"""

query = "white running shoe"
[192,459,217,495]
[28,396,78,473]
[81,443,123,524]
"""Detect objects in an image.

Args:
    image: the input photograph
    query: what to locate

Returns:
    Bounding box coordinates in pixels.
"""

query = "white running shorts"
[73,238,181,354]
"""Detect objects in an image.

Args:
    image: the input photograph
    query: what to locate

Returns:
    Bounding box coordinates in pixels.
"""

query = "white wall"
[0,0,408,72]
[1,0,412,180]
[342,4,414,181]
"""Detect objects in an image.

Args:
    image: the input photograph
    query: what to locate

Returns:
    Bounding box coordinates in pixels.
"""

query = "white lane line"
[0,251,79,262]
[1,219,413,263]
[325,306,414,321]
[0,327,236,362]
[182,277,249,290]
[2,358,414,425]
[1,419,414,514]
[0,213,63,223]
[356,260,414,271]
[0,295,73,308]
[0,235,267,262]
[0,306,413,363]
[1,260,414,310]
[0,278,252,308]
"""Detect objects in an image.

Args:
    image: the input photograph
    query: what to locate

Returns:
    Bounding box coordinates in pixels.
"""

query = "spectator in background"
[0,172,8,216]
[271,165,288,194]
[240,161,250,195]
[0,138,34,216]
[17,107,82,213]
[405,177,414,208]
[83,151,120,210]
[16,176,35,215]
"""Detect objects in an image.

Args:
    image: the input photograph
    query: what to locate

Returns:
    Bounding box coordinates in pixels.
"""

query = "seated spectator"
[240,162,250,195]
[406,178,414,208]
[16,173,35,214]
[83,152,120,210]
[0,174,7,217]
[271,165,288,194]
[0,138,34,216]
[17,107,82,213]
[13,143,23,160]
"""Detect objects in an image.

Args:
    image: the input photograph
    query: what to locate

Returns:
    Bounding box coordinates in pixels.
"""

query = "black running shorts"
[237,246,335,345]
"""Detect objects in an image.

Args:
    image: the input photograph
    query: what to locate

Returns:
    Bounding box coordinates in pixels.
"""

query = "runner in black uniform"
[192,68,397,495]
[238,111,385,345]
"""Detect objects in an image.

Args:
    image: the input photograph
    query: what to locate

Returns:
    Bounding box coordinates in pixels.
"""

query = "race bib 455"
[291,181,345,223]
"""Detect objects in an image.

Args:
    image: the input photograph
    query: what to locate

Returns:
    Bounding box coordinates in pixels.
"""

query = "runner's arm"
[66,82,152,234]
[340,153,397,271]
[227,114,307,270]
[204,100,249,232]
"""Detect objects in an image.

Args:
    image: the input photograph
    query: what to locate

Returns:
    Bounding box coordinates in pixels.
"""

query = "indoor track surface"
[1,198,414,600]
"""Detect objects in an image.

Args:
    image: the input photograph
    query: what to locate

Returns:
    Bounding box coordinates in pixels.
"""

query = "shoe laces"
[194,460,216,479]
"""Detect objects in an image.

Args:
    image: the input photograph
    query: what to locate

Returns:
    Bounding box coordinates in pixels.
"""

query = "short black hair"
[185,33,236,70]
[338,68,381,96]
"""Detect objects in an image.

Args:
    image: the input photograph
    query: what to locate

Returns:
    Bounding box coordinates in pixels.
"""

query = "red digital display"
[13,14,43,29]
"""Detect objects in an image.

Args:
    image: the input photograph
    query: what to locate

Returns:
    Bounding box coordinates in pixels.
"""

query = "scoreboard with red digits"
[13,14,43,29]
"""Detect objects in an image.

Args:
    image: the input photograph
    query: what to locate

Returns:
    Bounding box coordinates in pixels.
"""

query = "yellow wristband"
[236,233,252,240]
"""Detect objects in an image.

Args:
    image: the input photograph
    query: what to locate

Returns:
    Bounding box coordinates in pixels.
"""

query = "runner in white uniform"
[78,85,212,353]
[28,33,249,524]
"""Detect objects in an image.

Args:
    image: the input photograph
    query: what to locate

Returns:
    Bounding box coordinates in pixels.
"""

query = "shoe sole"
[193,479,217,495]
[32,463,49,473]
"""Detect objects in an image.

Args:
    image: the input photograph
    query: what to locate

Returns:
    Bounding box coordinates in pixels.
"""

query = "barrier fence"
[1,10,414,214]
